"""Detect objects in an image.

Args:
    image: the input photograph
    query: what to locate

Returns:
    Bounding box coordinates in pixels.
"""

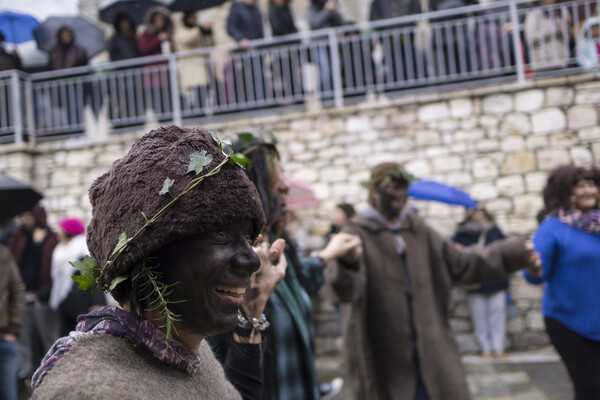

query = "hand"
[33,228,47,243]
[3,333,17,342]
[243,237,287,318]
[158,32,170,42]
[200,21,213,30]
[239,38,251,51]
[319,233,362,265]
[524,241,542,278]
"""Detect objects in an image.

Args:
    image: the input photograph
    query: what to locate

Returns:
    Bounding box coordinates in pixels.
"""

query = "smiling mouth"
[214,285,246,296]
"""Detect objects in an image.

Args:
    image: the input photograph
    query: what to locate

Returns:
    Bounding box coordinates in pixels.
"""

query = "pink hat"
[59,218,85,236]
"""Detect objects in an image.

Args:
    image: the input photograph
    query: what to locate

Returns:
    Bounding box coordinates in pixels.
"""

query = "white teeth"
[215,285,246,295]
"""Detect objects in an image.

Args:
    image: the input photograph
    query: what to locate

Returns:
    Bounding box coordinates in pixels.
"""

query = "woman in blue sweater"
[524,164,600,400]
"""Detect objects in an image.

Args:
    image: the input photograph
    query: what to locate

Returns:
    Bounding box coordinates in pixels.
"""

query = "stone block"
[536,148,571,170]
[485,198,513,213]
[483,94,513,114]
[459,117,478,129]
[499,113,530,136]
[449,98,473,118]
[425,146,450,157]
[497,175,525,196]
[293,167,319,182]
[526,311,545,331]
[51,168,82,187]
[472,158,499,179]
[454,334,480,354]
[346,143,372,156]
[500,151,536,175]
[332,132,360,145]
[513,194,544,216]
[66,150,96,167]
[470,183,498,201]
[288,141,306,153]
[417,102,449,122]
[475,139,500,152]
[507,317,525,334]
[593,142,600,162]
[578,126,600,141]
[571,147,594,166]
[567,105,598,130]
[312,182,331,199]
[446,172,473,186]
[501,136,526,152]
[525,135,549,149]
[415,130,442,146]
[359,129,379,142]
[531,108,566,134]
[405,159,432,177]
[506,216,539,235]
[545,87,573,106]
[515,89,544,113]
[454,129,485,143]
[479,115,499,128]
[390,110,417,125]
[432,156,462,172]
[525,172,547,193]
[318,146,345,159]
[575,87,600,105]
[320,166,348,183]
[298,130,323,142]
[290,119,312,132]
[307,139,330,151]
[450,318,472,333]
[345,116,371,132]
[512,332,550,348]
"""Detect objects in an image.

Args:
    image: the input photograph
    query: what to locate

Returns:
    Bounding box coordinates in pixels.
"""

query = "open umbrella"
[286,176,319,210]
[33,16,105,58]
[166,0,229,12]
[0,11,39,44]
[408,179,477,208]
[99,0,164,26]
[0,173,43,221]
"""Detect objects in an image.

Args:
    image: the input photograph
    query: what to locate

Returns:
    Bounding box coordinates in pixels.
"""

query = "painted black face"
[157,218,260,337]
[374,181,409,221]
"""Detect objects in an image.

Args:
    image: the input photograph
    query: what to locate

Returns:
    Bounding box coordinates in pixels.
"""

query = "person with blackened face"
[326,162,541,400]
[30,126,286,400]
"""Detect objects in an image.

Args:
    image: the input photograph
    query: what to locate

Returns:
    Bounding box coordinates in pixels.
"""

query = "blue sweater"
[524,217,600,340]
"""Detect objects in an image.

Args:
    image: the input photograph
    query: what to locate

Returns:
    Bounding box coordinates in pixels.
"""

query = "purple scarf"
[553,208,600,236]
[32,306,201,389]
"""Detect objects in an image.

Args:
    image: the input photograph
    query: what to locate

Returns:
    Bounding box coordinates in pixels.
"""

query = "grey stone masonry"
[2,73,599,355]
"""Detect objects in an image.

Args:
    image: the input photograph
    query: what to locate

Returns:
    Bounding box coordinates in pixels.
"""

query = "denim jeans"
[0,338,20,400]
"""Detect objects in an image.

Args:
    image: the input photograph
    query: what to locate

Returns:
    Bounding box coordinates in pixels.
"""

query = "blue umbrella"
[0,11,39,44]
[408,179,478,208]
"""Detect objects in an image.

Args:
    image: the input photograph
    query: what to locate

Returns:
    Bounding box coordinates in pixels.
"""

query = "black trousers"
[545,317,600,400]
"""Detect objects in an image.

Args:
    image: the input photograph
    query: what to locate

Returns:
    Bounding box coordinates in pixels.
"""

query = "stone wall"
[2,73,600,354]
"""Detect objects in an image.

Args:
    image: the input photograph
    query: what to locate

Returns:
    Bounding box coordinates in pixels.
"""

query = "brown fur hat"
[87,125,266,284]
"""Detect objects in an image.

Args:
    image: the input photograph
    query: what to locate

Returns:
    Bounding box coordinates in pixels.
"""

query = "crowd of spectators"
[0,0,598,134]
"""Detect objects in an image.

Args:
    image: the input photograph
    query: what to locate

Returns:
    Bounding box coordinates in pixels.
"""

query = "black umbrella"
[0,173,43,221]
[166,0,229,12]
[99,0,164,26]
[33,16,105,58]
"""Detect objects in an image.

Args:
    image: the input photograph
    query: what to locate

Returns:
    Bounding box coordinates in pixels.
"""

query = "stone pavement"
[317,346,573,400]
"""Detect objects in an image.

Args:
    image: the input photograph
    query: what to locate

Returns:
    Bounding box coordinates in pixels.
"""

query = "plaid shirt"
[266,255,323,400]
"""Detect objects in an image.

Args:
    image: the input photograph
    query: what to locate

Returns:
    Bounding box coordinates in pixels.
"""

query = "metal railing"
[1,0,598,144]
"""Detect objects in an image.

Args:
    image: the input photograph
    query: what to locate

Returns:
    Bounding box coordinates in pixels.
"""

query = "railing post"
[327,29,344,108]
[10,71,23,144]
[24,77,35,145]
[509,0,526,83]
[168,54,182,126]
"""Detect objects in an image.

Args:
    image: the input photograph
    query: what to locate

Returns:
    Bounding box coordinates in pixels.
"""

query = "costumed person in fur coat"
[31,126,287,400]
[326,162,541,400]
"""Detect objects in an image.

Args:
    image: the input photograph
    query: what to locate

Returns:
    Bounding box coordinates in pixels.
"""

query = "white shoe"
[321,377,343,400]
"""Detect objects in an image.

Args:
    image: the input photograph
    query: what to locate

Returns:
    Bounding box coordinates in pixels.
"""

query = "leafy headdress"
[73,126,264,338]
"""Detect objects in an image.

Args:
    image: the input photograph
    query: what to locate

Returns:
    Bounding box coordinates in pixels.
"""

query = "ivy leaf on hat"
[187,150,213,175]
[70,255,100,291]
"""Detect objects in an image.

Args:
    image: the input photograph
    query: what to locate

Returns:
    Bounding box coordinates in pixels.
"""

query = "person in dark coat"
[326,163,541,400]
[227,0,264,50]
[453,208,509,359]
[269,0,298,37]
[107,13,140,61]
[0,32,22,71]
[8,205,58,381]
[369,0,422,20]
[49,26,87,70]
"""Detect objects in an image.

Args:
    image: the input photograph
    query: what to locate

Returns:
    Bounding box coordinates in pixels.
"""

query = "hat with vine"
[85,125,266,294]
[363,162,417,189]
